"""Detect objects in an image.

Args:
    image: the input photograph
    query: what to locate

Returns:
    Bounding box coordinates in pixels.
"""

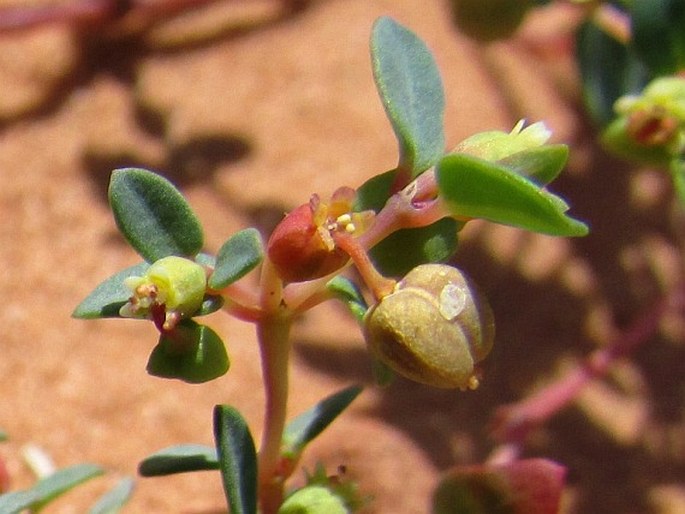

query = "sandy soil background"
[0,1,684,513]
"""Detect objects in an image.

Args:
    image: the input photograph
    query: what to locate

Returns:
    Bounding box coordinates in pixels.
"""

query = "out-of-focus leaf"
[0,464,105,513]
[109,168,204,262]
[88,477,135,514]
[432,459,566,514]
[632,0,685,75]
[448,0,533,42]
[576,20,651,126]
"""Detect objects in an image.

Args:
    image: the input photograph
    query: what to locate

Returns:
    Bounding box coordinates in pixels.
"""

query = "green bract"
[437,153,588,237]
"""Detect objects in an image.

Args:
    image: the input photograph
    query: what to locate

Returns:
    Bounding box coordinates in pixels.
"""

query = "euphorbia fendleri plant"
[70,16,586,514]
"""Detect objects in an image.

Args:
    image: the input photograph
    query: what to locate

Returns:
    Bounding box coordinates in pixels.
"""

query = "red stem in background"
[491,285,685,446]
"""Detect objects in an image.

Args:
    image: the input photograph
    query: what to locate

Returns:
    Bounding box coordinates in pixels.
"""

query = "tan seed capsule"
[363,264,494,389]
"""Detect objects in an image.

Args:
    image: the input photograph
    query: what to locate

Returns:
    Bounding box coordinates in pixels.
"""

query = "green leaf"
[89,477,135,514]
[108,168,204,262]
[576,20,651,126]
[72,262,150,319]
[437,154,588,236]
[371,17,445,177]
[209,228,264,290]
[196,295,224,316]
[213,405,258,514]
[498,145,569,185]
[370,218,461,277]
[282,385,363,460]
[354,169,397,213]
[30,464,103,511]
[632,0,685,76]
[326,277,368,323]
[147,321,229,383]
[138,444,219,476]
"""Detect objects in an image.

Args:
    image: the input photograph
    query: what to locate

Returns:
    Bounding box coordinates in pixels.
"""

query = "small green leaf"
[576,20,651,126]
[196,295,224,316]
[354,169,397,213]
[437,154,588,236]
[370,218,461,277]
[213,405,258,514]
[326,277,368,323]
[147,321,229,383]
[632,0,685,76]
[209,228,264,290]
[371,17,445,177]
[498,145,569,185]
[282,385,363,460]
[108,168,204,262]
[72,262,150,319]
[138,444,219,476]
[88,477,135,514]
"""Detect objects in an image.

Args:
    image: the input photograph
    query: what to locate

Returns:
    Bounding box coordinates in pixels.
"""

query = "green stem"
[257,313,292,514]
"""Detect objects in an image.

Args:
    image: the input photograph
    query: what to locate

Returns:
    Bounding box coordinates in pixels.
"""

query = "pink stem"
[491,286,684,445]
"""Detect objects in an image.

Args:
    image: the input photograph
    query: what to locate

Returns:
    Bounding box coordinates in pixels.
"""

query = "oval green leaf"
[209,228,264,290]
[108,168,204,262]
[147,321,229,383]
[576,20,651,126]
[213,405,258,514]
[437,154,588,236]
[31,464,104,511]
[371,17,445,177]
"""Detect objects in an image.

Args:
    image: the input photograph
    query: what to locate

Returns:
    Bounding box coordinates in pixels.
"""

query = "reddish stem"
[491,286,684,445]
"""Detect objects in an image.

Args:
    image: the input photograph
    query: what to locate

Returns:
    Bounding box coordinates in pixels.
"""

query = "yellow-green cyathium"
[120,256,207,330]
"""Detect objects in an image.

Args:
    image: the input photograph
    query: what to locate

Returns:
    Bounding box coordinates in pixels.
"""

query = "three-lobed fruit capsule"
[364,263,494,389]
